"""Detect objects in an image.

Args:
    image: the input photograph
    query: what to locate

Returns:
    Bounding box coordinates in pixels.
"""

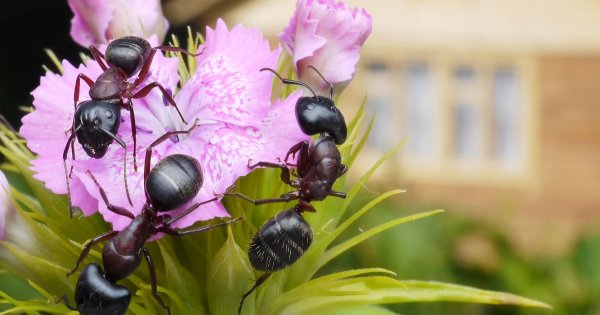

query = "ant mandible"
[63,36,200,216]
[57,123,243,315]
[227,66,348,314]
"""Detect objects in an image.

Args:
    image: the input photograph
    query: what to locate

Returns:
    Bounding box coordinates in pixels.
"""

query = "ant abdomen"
[248,209,313,271]
[105,36,152,77]
[145,154,204,211]
[75,263,131,315]
[295,97,347,145]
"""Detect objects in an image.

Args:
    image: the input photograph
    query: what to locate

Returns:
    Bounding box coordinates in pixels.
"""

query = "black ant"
[57,123,243,315]
[227,66,348,314]
[63,36,199,216]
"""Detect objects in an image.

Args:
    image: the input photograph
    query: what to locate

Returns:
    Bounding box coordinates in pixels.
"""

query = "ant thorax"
[89,68,128,101]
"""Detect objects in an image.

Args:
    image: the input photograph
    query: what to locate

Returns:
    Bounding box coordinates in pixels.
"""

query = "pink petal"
[179,19,281,127]
[68,0,169,47]
[280,0,327,67]
[68,0,114,47]
[106,0,169,43]
[0,171,11,240]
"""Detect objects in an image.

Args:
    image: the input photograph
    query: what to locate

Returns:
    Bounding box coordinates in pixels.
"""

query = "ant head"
[296,97,347,145]
[145,154,203,212]
[105,36,152,77]
[260,66,347,144]
[75,263,131,314]
[302,179,332,201]
[74,100,123,158]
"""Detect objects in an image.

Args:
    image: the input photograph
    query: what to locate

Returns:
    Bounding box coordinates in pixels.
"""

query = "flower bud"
[68,0,169,47]
[280,0,372,95]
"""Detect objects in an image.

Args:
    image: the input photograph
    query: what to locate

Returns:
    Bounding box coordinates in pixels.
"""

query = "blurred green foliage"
[319,194,600,315]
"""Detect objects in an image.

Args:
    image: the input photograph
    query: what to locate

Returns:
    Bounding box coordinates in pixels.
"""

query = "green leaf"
[157,241,203,315]
[336,138,408,223]
[320,209,444,269]
[318,305,398,315]
[207,227,254,315]
[347,113,375,168]
[269,276,550,315]
[293,268,396,290]
[345,95,366,135]
[321,189,406,248]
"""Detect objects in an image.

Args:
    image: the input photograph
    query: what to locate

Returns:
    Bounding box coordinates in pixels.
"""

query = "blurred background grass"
[2,1,600,314]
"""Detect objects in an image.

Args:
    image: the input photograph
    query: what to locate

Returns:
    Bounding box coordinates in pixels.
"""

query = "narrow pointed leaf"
[207,227,254,315]
[320,210,444,268]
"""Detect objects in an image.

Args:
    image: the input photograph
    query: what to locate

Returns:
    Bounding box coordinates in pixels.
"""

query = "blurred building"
[167,0,600,257]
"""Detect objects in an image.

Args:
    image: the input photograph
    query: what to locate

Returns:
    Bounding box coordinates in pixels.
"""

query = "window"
[406,62,438,157]
[366,63,393,151]
[357,56,529,183]
[453,67,483,161]
[493,67,521,168]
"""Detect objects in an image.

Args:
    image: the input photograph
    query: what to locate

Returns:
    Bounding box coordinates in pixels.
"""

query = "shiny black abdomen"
[295,96,347,145]
[74,100,121,158]
[75,263,131,315]
[145,154,203,211]
[248,209,313,272]
[105,36,152,77]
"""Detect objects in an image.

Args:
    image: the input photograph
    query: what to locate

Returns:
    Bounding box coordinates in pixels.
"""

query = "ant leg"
[154,46,202,57]
[132,49,157,88]
[73,74,94,109]
[142,248,171,315]
[88,46,108,71]
[163,197,219,226]
[158,216,243,236]
[328,191,346,199]
[132,82,187,124]
[94,126,134,208]
[143,122,201,186]
[86,171,135,219]
[238,273,272,315]
[54,294,78,310]
[122,149,133,207]
[338,164,348,177]
[284,141,309,165]
[69,132,76,177]
[248,161,292,185]
[284,141,310,176]
[123,99,138,172]
[133,46,202,89]
[69,73,92,182]
[225,191,300,206]
[67,230,118,277]
[63,133,77,217]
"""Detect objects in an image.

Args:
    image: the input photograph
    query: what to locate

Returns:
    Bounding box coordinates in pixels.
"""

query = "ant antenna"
[307,65,334,99]
[55,294,78,311]
[123,149,133,207]
[260,68,318,97]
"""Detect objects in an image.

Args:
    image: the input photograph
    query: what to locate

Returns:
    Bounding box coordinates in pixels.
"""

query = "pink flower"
[21,20,308,232]
[280,0,372,95]
[0,171,12,240]
[68,0,169,47]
